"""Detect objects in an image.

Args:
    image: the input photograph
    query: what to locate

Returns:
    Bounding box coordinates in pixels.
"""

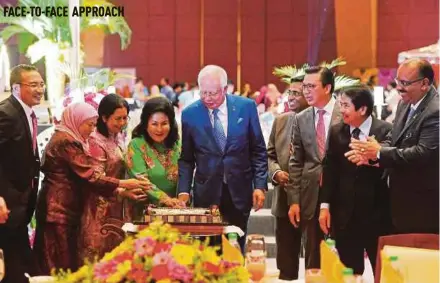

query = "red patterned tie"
[316,109,326,158]
[31,111,37,153]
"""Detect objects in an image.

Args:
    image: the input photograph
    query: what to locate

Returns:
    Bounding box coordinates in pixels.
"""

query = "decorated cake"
[142,206,224,225]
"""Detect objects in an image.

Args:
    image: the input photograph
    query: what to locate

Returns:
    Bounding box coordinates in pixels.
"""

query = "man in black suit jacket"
[348,59,439,234]
[319,86,392,275]
[0,65,44,283]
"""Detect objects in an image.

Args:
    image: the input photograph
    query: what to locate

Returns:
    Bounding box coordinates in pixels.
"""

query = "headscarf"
[56,102,98,153]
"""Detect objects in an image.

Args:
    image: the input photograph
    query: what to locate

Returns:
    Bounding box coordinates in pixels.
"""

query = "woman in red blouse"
[33,102,149,275]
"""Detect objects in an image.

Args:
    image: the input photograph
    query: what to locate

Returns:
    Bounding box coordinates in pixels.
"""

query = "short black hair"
[132,96,179,149]
[10,64,38,86]
[227,79,234,85]
[305,66,335,93]
[413,59,434,85]
[135,77,143,84]
[340,85,374,117]
[97,94,130,137]
[291,75,304,83]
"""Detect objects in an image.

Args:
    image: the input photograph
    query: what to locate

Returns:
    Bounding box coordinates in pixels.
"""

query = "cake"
[142,206,224,225]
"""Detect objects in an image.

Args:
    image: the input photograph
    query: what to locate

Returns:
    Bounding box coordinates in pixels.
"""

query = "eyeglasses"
[287,90,303,97]
[302,83,317,91]
[394,77,424,87]
[200,91,222,99]
[20,82,46,90]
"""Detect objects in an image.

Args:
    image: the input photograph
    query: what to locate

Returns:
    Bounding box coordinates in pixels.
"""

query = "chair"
[374,233,440,283]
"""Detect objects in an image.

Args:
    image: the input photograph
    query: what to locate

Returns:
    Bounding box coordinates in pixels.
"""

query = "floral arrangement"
[53,221,249,283]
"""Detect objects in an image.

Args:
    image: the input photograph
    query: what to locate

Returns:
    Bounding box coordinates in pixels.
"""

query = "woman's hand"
[119,179,151,191]
[117,188,148,201]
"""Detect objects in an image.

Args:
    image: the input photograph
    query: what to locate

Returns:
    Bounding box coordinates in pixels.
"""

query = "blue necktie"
[405,106,416,126]
[212,108,226,151]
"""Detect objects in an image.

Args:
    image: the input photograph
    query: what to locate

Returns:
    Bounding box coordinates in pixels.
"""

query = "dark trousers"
[0,226,34,283]
[334,216,380,276]
[301,207,324,270]
[219,183,250,252]
[275,216,302,280]
[200,183,250,253]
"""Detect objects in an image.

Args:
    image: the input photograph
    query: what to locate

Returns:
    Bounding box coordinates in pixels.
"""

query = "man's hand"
[178,194,190,204]
[288,204,300,228]
[319,208,331,235]
[253,189,265,211]
[344,149,370,166]
[0,197,9,224]
[349,136,381,160]
[274,171,289,186]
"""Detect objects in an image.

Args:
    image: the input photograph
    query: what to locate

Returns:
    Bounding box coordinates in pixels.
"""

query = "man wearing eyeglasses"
[347,59,439,234]
[268,76,308,280]
[0,64,43,282]
[178,65,268,252]
[286,66,342,270]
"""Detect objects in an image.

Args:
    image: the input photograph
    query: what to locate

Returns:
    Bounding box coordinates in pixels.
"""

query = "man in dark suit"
[348,59,439,234]
[0,64,43,283]
[319,86,392,275]
[268,76,308,280]
[178,65,268,250]
[286,66,341,269]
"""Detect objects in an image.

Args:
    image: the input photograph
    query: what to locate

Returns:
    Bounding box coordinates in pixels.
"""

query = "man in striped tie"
[178,65,268,251]
[285,66,341,270]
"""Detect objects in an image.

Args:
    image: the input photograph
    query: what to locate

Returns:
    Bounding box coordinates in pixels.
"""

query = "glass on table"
[245,234,266,282]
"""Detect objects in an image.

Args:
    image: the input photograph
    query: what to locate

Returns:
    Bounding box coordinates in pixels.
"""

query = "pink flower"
[135,237,156,257]
[152,251,171,265]
[167,259,194,283]
[94,260,117,280]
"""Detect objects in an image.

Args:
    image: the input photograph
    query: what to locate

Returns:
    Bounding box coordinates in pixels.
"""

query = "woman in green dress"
[126,97,184,220]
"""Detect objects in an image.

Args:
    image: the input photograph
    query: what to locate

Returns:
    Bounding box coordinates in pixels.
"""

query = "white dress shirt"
[321,115,373,210]
[314,97,336,142]
[13,93,34,137]
[208,98,228,137]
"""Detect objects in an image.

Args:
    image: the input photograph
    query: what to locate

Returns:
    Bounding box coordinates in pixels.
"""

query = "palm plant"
[0,0,132,103]
[273,57,360,91]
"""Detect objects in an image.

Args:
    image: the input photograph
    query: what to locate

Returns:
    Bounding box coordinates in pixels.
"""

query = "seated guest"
[34,102,149,274]
[319,86,392,275]
[126,97,184,221]
[78,94,138,265]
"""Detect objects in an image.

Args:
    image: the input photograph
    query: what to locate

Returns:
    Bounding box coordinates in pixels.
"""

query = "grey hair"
[197,65,228,88]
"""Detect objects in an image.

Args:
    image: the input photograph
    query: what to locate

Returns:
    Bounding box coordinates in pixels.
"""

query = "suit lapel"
[199,102,223,153]
[9,96,33,152]
[304,108,321,160]
[394,88,436,144]
[225,95,238,152]
[327,102,342,149]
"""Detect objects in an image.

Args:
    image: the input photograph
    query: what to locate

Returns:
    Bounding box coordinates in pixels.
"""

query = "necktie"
[351,128,361,140]
[31,111,37,153]
[405,106,416,126]
[212,109,226,152]
[316,109,326,158]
